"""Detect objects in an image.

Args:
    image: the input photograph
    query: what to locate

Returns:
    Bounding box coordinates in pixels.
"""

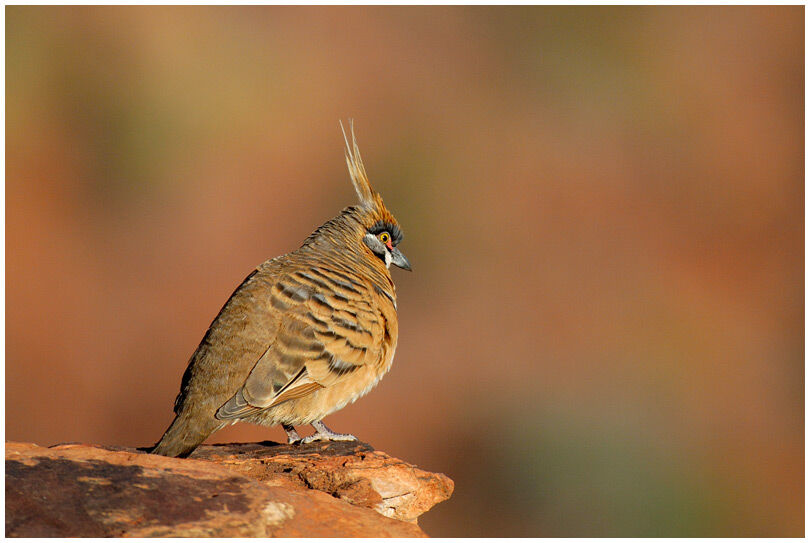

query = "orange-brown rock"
[189,440,454,524]
[5,440,453,538]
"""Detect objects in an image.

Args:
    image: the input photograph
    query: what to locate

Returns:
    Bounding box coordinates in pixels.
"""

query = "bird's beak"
[390,247,412,271]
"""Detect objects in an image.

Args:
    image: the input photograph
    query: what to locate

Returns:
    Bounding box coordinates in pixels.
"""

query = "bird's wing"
[215,267,384,420]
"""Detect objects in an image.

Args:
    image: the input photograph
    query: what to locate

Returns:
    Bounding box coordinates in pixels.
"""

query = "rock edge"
[5,440,453,538]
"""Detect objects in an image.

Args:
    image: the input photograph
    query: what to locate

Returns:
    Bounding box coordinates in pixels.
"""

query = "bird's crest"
[340,120,376,208]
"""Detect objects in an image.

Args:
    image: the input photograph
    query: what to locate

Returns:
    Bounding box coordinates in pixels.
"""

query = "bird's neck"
[298,235,396,299]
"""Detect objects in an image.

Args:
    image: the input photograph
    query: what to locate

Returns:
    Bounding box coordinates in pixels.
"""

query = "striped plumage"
[151,123,410,458]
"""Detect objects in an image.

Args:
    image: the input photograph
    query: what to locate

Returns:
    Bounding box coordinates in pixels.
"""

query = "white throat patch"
[364,233,392,268]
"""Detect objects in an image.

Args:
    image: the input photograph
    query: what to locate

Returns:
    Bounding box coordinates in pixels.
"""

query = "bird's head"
[340,121,411,272]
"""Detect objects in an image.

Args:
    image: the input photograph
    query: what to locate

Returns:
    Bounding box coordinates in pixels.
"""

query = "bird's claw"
[301,432,357,444]
[282,424,302,445]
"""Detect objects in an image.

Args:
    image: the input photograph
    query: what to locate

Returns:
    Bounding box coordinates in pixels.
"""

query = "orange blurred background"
[6,6,803,536]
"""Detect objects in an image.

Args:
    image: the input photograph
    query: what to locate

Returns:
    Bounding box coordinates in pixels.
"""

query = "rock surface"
[5,440,453,538]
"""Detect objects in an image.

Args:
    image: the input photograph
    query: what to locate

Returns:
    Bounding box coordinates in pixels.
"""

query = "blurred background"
[6,6,803,536]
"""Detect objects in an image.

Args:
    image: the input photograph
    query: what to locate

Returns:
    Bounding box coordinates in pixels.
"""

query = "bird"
[150,122,411,458]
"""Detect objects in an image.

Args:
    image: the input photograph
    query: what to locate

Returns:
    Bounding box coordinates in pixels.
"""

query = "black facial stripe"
[368,220,403,246]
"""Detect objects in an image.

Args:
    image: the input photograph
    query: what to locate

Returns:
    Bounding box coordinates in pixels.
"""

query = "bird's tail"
[150,412,221,458]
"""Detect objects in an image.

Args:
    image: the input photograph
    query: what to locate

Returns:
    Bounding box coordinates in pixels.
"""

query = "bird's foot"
[302,420,357,444]
[282,424,302,445]
[301,432,357,444]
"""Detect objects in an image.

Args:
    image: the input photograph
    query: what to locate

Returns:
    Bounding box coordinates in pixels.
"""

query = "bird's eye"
[379,232,391,244]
